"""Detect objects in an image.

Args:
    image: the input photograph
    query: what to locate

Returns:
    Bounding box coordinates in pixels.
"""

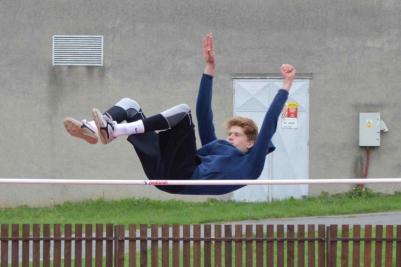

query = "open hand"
[203,33,215,65]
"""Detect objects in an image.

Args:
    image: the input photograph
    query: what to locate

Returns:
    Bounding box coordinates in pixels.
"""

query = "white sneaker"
[63,117,98,144]
[92,108,116,144]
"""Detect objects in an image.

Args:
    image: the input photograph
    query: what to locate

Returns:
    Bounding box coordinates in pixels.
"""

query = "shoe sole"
[63,117,98,144]
[91,109,108,144]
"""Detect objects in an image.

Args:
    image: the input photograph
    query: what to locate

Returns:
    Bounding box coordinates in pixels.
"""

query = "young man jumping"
[64,33,296,195]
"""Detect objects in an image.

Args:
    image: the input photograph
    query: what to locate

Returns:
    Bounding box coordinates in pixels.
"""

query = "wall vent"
[52,35,103,66]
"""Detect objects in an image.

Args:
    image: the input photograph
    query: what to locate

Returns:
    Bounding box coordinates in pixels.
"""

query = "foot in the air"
[63,117,98,144]
[92,108,116,144]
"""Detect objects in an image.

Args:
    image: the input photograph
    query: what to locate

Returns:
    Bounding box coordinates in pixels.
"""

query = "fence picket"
[95,224,103,267]
[364,225,372,267]
[129,224,137,267]
[161,225,169,267]
[151,224,158,267]
[266,225,274,267]
[307,224,315,267]
[183,225,191,267]
[22,224,29,267]
[375,225,383,267]
[225,225,233,267]
[1,225,8,267]
[193,224,201,267]
[106,224,114,267]
[43,224,51,267]
[204,224,212,267]
[385,225,393,267]
[256,224,263,267]
[287,225,295,267]
[64,224,72,267]
[235,225,242,267]
[245,225,253,267]
[115,225,125,267]
[277,224,284,267]
[11,224,18,267]
[85,224,93,267]
[32,224,40,267]
[172,225,180,267]
[352,225,360,267]
[341,225,349,267]
[327,225,337,267]
[317,225,325,267]
[297,225,305,267]
[54,224,62,267]
[397,225,401,267]
[75,224,82,267]
[215,225,222,267]
[140,224,148,267]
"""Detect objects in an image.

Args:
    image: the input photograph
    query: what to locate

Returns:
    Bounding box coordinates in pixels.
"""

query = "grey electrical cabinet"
[359,113,380,147]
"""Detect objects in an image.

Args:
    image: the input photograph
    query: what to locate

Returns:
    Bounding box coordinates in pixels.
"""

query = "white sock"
[113,120,145,137]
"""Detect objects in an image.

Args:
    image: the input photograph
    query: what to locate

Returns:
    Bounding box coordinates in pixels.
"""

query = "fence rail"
[1,224,401,266]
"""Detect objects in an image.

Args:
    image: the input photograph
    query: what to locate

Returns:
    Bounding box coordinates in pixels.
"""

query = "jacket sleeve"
[248,89,289,162]
[196,74,217,145]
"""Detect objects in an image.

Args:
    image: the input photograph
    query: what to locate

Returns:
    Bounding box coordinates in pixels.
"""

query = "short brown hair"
[225,116,258,142]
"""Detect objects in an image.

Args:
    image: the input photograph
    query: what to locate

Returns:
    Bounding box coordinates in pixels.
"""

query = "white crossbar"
[0,178,400,185]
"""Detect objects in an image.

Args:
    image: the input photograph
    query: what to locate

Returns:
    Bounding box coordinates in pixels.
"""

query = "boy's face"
[226,125,255,153]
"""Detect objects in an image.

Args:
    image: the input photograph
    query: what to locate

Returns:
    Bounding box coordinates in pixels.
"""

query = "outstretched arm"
[249,64,296,161]
[196,33,217,145]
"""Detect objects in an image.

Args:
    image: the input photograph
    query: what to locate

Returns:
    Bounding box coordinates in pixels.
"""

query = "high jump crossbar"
[0,178,400,186]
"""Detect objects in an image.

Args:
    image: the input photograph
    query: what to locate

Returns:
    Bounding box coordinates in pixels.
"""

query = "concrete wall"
[1,0,400,207]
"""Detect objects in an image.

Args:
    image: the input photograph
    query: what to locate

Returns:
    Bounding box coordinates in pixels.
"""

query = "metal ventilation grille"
[53,35,103,66]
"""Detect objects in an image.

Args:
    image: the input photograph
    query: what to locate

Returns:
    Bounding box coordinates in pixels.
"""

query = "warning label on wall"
[282,101,299,129]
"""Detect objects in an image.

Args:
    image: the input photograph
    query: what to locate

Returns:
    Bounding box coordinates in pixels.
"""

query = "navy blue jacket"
[177,74,288,195]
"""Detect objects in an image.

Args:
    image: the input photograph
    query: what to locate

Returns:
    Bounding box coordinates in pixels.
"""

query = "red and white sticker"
[282,101,298,129]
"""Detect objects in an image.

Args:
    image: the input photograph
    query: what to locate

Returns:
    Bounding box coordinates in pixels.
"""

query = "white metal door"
[232,78,310,202]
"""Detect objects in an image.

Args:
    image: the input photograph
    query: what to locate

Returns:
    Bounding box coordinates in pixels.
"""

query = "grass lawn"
[1,188,401,225]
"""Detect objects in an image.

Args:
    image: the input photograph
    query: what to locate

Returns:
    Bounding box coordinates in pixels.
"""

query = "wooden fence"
[1,224,401,266]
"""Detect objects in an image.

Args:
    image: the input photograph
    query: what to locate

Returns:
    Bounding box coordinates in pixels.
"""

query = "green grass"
[1,189,401,225]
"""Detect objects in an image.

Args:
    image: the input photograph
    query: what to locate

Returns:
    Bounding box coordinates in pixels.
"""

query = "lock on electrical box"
[359,113,380,147]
